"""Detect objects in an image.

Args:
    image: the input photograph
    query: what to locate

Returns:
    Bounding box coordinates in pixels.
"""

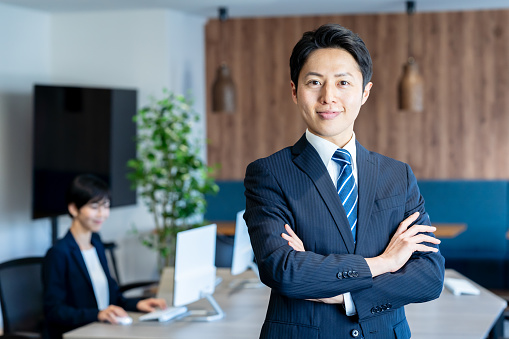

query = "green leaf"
[126,88,220,260]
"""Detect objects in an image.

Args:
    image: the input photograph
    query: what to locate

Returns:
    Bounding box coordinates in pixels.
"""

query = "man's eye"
[339,80,349,86]
[308,80,321,86]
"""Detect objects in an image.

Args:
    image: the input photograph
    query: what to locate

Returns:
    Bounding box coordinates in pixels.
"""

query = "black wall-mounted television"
[32,84,137,220]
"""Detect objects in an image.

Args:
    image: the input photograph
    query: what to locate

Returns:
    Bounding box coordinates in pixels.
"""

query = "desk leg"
[488,312,504,339]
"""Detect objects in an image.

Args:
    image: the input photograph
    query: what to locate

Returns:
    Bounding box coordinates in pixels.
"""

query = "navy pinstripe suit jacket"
[244,134,445,339]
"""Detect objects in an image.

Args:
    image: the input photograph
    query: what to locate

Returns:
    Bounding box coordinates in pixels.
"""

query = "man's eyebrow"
[303,72,354,77]
[335,72,354,78]
[303,71,323,77]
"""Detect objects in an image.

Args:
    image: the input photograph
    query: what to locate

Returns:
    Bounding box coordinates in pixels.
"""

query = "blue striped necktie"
[332,149,358,243]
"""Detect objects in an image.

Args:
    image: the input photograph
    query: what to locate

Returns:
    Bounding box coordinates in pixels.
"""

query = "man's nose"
[320,83,338,104]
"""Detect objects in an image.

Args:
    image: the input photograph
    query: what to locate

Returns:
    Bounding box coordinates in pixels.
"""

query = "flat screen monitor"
[231,210,256,275]
[32,84,137,220]
[173,224,224,321]
[230,210,262,288]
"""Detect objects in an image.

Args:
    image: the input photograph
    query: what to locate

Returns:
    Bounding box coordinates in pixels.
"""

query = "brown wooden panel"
[206,10,509,180]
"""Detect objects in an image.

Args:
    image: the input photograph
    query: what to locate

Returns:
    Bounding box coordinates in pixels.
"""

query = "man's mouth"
[317,110,340,119]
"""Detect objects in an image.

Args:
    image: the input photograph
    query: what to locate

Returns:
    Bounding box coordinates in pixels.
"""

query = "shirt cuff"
[343,292,357,316]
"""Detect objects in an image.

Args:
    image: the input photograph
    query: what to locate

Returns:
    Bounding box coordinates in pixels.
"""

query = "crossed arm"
[281,212,440,304]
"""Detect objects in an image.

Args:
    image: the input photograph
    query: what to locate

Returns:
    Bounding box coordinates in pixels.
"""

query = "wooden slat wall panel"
[206,10,509,180]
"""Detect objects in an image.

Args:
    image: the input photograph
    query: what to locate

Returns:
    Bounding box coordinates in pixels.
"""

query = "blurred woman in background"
[43,174,166,339]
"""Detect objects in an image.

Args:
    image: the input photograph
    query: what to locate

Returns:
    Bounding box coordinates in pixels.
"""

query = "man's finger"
[411,234,441,245]
[284,224,297,238]
[403,225,437,238]
[399,212,420,229]
[394,212,420,237]
[284,224,303,246]
[415,244,439,252]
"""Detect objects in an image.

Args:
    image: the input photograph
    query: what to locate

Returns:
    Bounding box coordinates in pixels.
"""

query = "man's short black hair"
[290,23,373,91]
[66,174,110,215]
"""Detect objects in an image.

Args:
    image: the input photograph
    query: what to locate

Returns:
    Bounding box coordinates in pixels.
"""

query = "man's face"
[291,48,372,148]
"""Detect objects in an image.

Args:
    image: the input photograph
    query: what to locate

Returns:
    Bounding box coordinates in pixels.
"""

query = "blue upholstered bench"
[206,180,509,258]
[418,180,509,288]
[206,180,509,285]
[205,181,246,222]
[205,181,246,267]
[418,180,509,260]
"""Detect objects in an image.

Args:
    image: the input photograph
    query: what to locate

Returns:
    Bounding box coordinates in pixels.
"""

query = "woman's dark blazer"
[42,230,140,338]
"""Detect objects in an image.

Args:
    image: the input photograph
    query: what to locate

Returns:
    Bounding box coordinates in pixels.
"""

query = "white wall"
[50,9,207,283]
[0,5,207,285]
[0,3,52,260]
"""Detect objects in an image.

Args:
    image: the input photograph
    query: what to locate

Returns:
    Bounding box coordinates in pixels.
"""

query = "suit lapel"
[292,135,355,253]
[66,231,95,293]
[355,141,378,253]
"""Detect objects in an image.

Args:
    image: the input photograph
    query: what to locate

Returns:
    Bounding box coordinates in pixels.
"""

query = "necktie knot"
[332,149,352,166]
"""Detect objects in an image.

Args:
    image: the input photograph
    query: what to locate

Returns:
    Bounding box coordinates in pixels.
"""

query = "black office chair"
[102,242,158,295]
[0,257,45,339]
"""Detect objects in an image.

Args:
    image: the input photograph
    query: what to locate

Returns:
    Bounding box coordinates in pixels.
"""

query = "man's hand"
[307,295,345,304]
[282,224,305,251]
[281,224,344,304]
[136,298,168,313]
[365,212,440,277]
[97,305,128,324]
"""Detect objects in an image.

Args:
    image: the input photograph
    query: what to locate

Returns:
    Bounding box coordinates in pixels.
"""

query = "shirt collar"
[305,129,357,168]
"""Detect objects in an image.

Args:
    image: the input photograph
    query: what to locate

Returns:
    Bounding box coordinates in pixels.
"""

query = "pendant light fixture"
[398,1,424,112]
[212,7,236,114]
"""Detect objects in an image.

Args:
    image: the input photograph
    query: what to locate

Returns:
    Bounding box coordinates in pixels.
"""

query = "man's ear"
[361,82,373,105]
[68,203,78,218]
[291,81,298,104]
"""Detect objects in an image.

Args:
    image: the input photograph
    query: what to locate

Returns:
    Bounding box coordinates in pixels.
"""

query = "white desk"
[65,269,506,339]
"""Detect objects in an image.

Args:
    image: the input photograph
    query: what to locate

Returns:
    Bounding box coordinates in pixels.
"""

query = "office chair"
[102,242,158,295]
[0,257,45,339]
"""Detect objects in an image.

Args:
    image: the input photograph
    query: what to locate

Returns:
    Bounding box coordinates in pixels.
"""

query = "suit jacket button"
[371,307,376,314]
[347,270,354,277]
[336,272,343,280]
[387,303,392,309]
[353,271,359,277]
[376,306,382,312]
[343,271,349,278]
[350,329,360,337]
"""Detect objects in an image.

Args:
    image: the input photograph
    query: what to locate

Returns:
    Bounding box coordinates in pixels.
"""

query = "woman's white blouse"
[81,247,109,311]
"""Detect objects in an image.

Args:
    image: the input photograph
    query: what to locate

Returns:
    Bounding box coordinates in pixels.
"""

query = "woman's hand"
[136,298,167,313]
[97,305,128,324]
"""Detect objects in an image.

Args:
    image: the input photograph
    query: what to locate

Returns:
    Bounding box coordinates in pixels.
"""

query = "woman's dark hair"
[290,23,373,91]
[66,174,110,214]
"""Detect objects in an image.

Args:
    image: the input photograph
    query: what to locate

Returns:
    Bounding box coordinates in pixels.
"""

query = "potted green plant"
[127,89,219,270]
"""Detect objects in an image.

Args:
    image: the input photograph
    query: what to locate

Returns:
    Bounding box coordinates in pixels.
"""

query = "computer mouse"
[115,316,133,325]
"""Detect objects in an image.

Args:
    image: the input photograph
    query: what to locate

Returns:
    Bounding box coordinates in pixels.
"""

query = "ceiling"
[1,0,509,18]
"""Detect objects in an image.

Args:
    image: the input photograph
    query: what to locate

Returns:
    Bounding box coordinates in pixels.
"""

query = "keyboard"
[444,278,480,296]
[139,306,188,322]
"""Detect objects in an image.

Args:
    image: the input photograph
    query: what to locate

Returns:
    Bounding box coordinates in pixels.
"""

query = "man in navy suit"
[244,24,445,339]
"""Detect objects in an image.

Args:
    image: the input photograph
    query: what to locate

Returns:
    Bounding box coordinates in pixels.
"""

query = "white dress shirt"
[305,129,358,316]
[82,247,110,311]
